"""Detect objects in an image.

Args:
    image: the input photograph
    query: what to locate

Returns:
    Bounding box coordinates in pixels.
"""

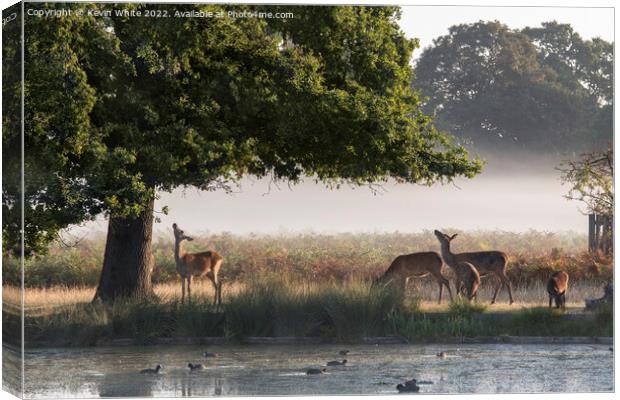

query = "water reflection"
[98,372,155,397]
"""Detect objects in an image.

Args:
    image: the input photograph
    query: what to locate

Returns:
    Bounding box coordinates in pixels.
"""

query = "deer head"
[172,223,194,242]
[433,230,457,246]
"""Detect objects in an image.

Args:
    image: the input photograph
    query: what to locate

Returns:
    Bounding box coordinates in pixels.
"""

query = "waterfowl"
[204,352,218,358]
[326,359,347,366]
[396,379,420,393]
[339,350,349,356]
[436,351,447,359]
[140,365,162,374]
[306,368,326,375]
[187,363,204,371]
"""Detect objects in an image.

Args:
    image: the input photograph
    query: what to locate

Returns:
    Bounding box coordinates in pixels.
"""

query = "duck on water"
[306,368,327,375]
[140,365,162,374]
[188,363,204,371]
[396,379,420,393]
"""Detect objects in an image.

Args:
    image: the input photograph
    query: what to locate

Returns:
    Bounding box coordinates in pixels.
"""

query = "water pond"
[17,343,614,397]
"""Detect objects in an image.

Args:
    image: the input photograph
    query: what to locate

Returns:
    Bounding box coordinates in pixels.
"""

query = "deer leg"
[549,295,553,308]
[562,293,566,309]
[433,273,452,304]
[181,277,186,303]
[499,271,514,304]
[211,278,218,306]
[490,275,503,304]
[443,277,453,302]
[187,275,192,302]
[217,281,223,306]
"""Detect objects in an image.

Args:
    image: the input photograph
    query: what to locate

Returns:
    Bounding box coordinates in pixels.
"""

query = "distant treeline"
[414,21,612,155]
[3,230,612,288]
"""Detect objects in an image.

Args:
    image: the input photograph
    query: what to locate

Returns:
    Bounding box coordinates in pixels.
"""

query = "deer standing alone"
[375,252,453,304]
[434,230,514,304]
[173,223,224,305]
[547,271,569,309]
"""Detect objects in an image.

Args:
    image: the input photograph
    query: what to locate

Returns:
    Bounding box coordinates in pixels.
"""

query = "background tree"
[558,147,613,217]
[414,21,612,154]
[7,4,481,301]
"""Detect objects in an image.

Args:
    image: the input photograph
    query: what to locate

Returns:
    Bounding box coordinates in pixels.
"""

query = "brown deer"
[434,230,514,304]
[375,252,453,304]
[453,261,480,302]
[173,223,224,305]
[547,271,569,309]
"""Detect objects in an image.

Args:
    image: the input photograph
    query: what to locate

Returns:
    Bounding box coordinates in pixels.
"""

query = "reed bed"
[3,230,610,289]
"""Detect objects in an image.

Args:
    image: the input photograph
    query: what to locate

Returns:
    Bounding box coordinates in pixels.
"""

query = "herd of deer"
[172,224,569,308]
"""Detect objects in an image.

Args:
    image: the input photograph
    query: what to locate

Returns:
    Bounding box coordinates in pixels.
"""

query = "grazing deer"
[434,230,514,304]
[453,261,480,302]
[173,223,224,305]
[547,271,569,309]
[375,252,453,304]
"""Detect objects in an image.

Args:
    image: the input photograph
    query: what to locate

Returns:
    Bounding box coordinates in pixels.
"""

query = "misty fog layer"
[70,155,587,238]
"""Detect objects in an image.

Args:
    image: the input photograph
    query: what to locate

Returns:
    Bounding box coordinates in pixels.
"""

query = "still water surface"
[23,343,613,397]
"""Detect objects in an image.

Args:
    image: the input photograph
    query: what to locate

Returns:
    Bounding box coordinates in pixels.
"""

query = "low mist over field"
[71,155,588,239]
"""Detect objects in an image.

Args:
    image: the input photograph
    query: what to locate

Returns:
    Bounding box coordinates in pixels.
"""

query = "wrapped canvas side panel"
[2,2,24,399]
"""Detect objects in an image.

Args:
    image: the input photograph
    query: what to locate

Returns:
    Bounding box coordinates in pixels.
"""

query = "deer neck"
[174,239,186,265]
[439,242,457,266]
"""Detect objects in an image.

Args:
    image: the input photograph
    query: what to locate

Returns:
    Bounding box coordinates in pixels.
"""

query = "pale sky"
[400,5,614,56]
[67,4,614,239]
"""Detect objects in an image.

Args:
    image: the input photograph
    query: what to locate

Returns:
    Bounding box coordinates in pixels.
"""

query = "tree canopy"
[414,21,612,154]
[3,3,481,258]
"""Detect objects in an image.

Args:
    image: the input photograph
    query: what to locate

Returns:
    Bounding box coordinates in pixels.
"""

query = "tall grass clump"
[389,312,494,339]
[224,274,405,340]
[322,280,405,339]
[593,302,613,336]
[223,273,324,338]
[448,298,488,318]
[510,307,561,335]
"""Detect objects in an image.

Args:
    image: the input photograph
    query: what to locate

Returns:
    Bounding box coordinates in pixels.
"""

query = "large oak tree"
[4,4,481,301]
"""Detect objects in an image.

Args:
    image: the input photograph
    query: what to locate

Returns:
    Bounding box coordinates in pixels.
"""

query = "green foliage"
[5,3,481,257]
[414,21,612,154]
[594,302,613,329]
[21,299,224,346]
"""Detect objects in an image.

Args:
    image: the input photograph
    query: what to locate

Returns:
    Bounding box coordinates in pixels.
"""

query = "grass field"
[2,275,612,346]
[2,230,612,346]
[2,277,606,312]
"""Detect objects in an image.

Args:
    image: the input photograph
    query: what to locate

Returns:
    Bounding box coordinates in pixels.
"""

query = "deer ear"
[450,234,458,240]
[172,223,177,229]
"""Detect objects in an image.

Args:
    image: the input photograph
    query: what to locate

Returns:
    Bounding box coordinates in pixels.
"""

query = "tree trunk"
[93,196,156,302]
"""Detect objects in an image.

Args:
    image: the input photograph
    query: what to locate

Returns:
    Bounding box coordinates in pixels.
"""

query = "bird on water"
[396,379,420,393]
[188,363,204,371]
[140,365,162,374]
[306,368,327,375]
